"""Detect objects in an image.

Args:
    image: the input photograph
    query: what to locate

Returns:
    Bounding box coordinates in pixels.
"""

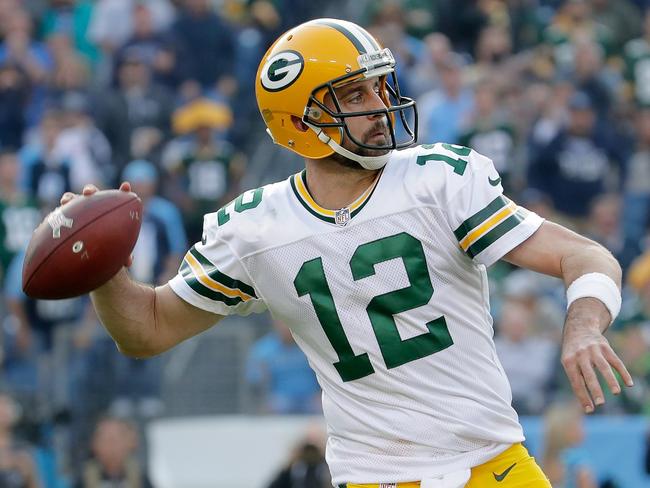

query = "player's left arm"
[503,220,634,413]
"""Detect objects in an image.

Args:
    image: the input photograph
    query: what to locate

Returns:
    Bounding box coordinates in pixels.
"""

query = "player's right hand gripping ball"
[22,190,143,299]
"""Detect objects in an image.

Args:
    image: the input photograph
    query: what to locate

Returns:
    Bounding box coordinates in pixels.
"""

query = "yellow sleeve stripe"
[184,252,253,301]
[459,201,518,251]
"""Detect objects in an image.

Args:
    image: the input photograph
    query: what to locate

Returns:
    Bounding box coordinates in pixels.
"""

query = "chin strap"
[304,121,392,170]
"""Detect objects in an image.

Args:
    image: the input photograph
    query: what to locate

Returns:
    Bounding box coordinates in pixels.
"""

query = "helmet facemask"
[302,49,418,169]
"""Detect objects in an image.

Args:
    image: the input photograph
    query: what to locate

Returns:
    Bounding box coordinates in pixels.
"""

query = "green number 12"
[294,232,453,382]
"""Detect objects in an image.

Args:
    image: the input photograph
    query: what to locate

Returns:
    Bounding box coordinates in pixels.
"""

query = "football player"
[64,19,632,488]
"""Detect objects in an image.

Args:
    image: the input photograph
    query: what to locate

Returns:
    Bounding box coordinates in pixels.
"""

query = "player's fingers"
[603,347,634,388]
[579,355,605,407]
[82,184,99,196]
[60,192,76,206]
[119,181,131,192]
[562,358,594,413]
[592,353,621,395]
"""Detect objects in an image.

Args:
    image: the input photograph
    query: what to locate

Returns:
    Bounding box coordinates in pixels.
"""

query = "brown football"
[22,190,143,299]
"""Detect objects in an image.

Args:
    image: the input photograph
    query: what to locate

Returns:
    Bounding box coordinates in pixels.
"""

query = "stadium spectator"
[228,2,282,148]
[88,0,175,59]
[171,0,236,89]
[528,79,574,153]
[590,0,642,53]
[366,1,424,96]
[500,266,566,340]
[43,31,90,109]
[543,0,615,68]
[409,32,452,97]
[417,52,475,145]
[0,9,52,84]
[542,399,597,488]
[56,91,112,186]
[361,0,436,40]
[563,38,614,121]
[584,193,623,259]
[0,150,41,281]
[3,248,91,407]
[266,424,330,488]
[458,80,517,190]
[20,108,103,207]
[124,159,187,286]
[39,0,98,66]
[75,416,152,488]
[473,24,514,79]
[96,47,173,171]
[527,90,626,225]
[0,8,53,128]
[623,8,650,106]
[494,298,558,414]
[506,0,547,52]
[246,318,321,415]
[0,393,41,488]
[610,321,650,414]
[620,106,650,267]
[0,63,30,149]
[613,252,650,413]
[116,2,183,89]
[436,0,489,56]
[163,98,244,243]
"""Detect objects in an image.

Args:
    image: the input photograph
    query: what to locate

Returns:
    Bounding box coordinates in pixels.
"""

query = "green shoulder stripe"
[466,208,529,258]
[179,260,246,306]
[453,195,510,242]
[188,246,257,298]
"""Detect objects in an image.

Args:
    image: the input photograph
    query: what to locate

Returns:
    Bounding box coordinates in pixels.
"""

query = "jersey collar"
[289,169,382,226]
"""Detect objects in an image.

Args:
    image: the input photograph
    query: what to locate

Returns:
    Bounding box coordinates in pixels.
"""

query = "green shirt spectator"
[0,150,41,282]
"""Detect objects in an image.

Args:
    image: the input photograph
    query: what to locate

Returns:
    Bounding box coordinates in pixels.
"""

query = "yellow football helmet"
[255,18,417,170]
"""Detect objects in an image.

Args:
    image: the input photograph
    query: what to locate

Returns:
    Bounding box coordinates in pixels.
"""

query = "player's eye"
[346,92,363,104]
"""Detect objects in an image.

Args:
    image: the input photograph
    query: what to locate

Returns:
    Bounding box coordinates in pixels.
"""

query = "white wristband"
[566,272,621,325]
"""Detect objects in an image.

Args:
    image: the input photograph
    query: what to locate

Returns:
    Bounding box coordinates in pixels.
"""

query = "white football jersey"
[169,143,545,485]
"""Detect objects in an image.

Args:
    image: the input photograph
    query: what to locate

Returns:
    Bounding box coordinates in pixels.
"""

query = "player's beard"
[329,119,391,170]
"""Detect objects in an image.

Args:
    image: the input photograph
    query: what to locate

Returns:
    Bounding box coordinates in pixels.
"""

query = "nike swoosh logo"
[488,176,502,186]
[493,462,517,482]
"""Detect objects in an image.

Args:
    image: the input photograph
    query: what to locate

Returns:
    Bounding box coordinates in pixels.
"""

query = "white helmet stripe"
[341,20,381,52]
[308,18,377,54]
[335,19,377,54]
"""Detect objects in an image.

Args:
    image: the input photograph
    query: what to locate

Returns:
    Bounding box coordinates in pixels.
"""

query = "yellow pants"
[344,443,551,487]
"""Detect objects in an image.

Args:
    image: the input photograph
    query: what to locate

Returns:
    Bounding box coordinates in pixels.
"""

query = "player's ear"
[291,116,309,132]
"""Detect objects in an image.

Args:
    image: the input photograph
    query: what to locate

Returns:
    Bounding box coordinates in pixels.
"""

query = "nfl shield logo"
[335,207,350,226]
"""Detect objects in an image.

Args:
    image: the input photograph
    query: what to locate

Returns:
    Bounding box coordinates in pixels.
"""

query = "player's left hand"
[561,298,633,413]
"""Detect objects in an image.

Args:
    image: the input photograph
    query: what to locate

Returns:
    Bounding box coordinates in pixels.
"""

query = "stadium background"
[1,0,650,486]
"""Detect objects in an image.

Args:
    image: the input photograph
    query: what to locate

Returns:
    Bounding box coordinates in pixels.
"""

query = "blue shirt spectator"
[171,0,236,88]
[417,53,474,145]
[5,249,87,352]
[246,319,321,415]
[123,159,188,285]
[528,92,627,218]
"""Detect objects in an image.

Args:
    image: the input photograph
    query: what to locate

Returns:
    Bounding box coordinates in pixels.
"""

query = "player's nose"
[366,94,387,119]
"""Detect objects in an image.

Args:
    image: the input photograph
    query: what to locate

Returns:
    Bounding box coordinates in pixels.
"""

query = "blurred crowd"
[1,0,650,486]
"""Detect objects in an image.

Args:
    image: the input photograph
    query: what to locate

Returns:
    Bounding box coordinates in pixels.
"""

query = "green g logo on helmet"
[260,50,304,92]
